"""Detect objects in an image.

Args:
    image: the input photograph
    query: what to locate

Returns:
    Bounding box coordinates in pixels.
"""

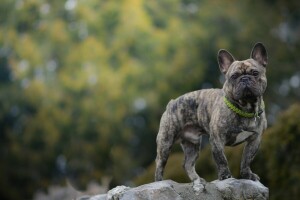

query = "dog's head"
[218,43,268,103]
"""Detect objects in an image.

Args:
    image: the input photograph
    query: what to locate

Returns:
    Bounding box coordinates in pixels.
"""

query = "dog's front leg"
[210,133,232,180]
[240,134,261,181]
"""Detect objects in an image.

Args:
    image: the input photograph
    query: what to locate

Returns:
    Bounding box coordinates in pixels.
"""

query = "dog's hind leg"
[181,139,206,192]
[155,111,177,181]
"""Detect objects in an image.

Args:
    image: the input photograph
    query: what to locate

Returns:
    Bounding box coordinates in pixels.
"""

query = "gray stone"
[212,178,269,200]
[91,194,107,200]
[107,185,131,200]
[121,180,182,200]
[77,194,107,200]
[79,178,269,200]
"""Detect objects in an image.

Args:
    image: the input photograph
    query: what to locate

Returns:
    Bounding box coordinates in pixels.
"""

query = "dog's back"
[165,89,224,133]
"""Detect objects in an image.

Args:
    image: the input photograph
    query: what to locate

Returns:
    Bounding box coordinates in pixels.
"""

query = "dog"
[155,43,268,190]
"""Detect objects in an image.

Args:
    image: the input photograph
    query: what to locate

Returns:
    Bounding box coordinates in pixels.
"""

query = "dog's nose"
[241,76,250,83]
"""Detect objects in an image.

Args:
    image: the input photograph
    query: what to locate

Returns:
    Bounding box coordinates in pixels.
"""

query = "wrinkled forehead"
[227,59,265,75]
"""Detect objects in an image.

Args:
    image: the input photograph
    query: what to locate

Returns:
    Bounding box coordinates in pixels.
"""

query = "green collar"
[224,97,265,118]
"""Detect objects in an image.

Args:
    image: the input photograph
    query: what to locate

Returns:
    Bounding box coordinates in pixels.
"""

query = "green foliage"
[0,0,299,199]
[253,104,300,200]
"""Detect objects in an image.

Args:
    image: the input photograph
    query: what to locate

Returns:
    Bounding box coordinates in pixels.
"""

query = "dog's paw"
[218,170,232,180]
[193,179,206,195]
[241,171,260,181]
[219,173,232,180]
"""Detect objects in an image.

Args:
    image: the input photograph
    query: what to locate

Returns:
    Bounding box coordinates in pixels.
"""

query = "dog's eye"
[231,73,239,80]
[252,70,259,76]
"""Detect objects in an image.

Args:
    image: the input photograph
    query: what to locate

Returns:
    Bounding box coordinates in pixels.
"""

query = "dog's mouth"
[243,85,255,95]
[242,87,257,100]
[235,83,261,101]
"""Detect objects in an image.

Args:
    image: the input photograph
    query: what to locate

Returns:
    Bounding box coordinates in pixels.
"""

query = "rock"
[212,178,269,200]
[121,181,182,200]
[107,186,130,200]
[77,178,269,200]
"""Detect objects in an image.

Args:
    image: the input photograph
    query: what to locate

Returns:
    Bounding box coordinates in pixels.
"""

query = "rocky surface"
[77,178,269,200]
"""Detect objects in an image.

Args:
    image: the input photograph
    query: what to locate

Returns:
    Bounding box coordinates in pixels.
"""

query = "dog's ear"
[218,49,235,74]
[251,42,268,67]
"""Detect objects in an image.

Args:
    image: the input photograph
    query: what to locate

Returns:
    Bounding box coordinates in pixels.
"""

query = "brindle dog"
[155,43,268,190]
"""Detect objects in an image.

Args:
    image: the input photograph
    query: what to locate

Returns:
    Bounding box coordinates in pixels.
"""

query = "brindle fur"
[155,43,268,188]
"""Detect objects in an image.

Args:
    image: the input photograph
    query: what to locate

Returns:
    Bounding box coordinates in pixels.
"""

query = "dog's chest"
[225,120,258,146]
[234,130,254,145]
[225,130,255,146]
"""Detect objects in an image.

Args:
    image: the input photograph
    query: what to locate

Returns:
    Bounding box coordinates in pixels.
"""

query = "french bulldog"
[155,43,268,190]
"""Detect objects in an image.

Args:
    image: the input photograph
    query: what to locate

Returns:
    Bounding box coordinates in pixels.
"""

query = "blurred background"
[0,0,299,199]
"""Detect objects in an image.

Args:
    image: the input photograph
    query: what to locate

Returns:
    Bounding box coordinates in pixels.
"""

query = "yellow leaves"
[15,34,42,66]
[59,68,87,91]
[80,37,108,63]
[48,19,70,44]
[23,79,46,103]
[0,28,17,45]
[120,0,152,33]
[60,36,108,91]
[75,1,99,25]
[66,36,107,66]
[111,0,153,53]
